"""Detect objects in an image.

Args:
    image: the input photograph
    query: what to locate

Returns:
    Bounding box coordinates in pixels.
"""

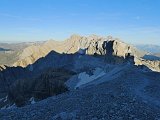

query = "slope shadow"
[0,45,157,108]
[0,40,156,97]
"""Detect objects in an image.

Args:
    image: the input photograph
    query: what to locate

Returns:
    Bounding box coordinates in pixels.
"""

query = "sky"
[0,0,160,45]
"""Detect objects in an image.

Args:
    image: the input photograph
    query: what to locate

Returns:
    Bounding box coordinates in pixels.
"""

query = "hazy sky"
[0,0,160,45]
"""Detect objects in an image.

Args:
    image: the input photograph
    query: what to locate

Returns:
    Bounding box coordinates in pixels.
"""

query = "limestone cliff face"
[12,34,160,72]
[13,35,143,67]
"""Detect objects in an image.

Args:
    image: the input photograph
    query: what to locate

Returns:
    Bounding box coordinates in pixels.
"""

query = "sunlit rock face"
[12,34,160,72]
[135,58,160,72]
[0,65,7,71]
[13,35,141,66]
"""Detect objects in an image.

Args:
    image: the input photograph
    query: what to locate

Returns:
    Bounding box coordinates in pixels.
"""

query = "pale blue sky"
[0,0,160,45]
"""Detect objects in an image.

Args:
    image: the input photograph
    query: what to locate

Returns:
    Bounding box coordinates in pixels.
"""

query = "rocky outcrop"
[0,42,44,66]
[0,65,7,71]
[135,58,160,72]
[13,35,143,67]
[12,34,160,72]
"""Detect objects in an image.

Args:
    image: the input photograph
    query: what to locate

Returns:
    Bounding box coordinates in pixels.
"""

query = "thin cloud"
[0,13,42,22]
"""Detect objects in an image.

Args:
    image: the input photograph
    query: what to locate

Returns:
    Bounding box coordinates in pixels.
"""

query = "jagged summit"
[11,34,160,72]
[13,34,141,66]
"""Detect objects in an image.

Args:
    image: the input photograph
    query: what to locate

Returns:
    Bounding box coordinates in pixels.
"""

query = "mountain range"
[0,35,160,119]
[136,44,160,54]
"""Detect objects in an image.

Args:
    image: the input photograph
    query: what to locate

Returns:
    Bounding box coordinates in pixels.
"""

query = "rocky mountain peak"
[11,34,160,72]
[69,34,82,40]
